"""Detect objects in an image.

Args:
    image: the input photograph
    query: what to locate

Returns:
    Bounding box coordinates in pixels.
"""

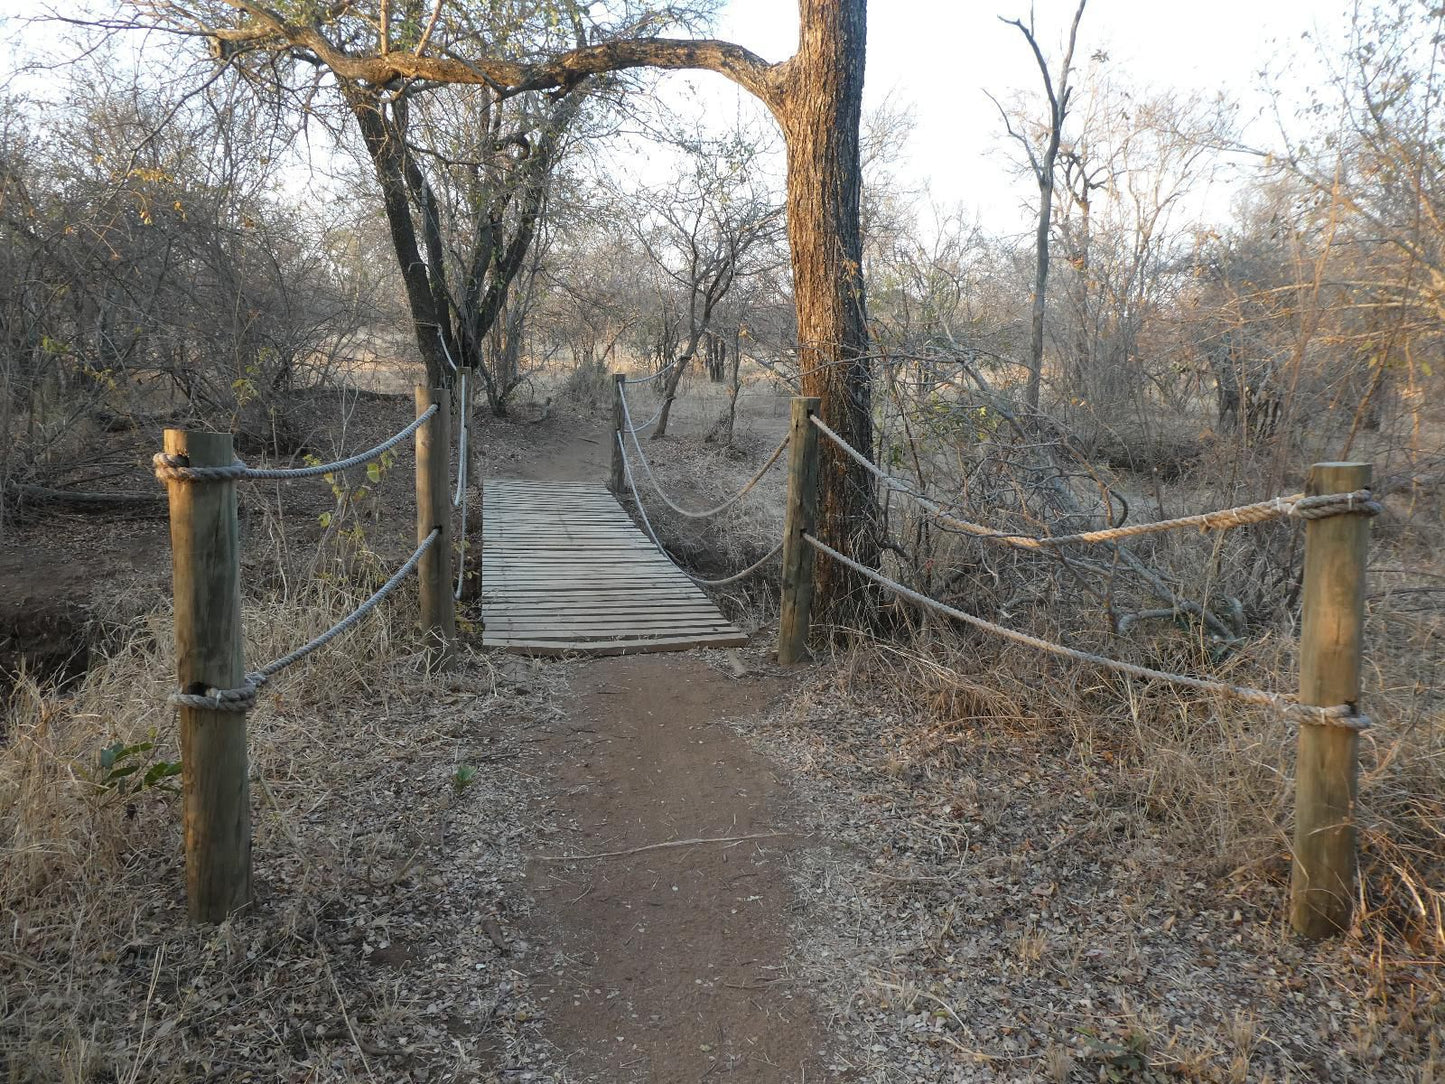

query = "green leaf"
[143,761,183,788]
[367,462,382,483]
[318,511,333,528]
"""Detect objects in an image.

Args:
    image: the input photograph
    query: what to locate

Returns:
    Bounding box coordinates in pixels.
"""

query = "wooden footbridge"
[479,478,748,656]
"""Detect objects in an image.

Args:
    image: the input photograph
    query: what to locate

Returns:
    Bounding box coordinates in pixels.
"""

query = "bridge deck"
[479,479,749,656]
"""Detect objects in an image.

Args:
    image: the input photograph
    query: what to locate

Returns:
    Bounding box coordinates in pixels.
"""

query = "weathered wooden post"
[161,429,250,923]
[778,396,821,665]
[457,367,482,604]
[415,385,455,667]
[1290,461,1372,938]
[609,373,627,494]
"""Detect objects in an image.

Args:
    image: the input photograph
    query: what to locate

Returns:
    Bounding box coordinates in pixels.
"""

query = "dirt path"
[519,653,829,1082]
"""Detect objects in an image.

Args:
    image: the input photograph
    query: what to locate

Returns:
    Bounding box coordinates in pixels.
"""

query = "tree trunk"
[773,0,876,621]
[184,0,880,622]
[652,344,695,439]
[345,88,449,386]
[1026,176,1052,413]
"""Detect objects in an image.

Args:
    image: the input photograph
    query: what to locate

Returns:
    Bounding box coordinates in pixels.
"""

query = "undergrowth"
[0,555,532,1080]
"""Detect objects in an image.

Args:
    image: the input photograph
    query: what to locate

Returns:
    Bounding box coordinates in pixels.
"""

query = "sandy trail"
[479,410,830,1081]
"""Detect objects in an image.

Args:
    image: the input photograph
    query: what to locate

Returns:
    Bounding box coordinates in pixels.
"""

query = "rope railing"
[436,328,459,374]
[625,355,684,386]
[803,533,1370,731]
[626,395,669,434]
[618,384,790,520]
[170,528,440,713]
[158,386,461,921]
[153,404,439,484]
[808,414,1383,546]
[616,433,784,587]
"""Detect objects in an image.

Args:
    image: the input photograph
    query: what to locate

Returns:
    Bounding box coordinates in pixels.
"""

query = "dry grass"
[0,550,556,1081]
[3,372,1440,1081]
[660,382,1445,1079]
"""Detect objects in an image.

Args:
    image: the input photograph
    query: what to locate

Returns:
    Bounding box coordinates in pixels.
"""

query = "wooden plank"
[480,632,750,657]
[479,476,744,656]
[486,627,741,641]
[486,616,739,632]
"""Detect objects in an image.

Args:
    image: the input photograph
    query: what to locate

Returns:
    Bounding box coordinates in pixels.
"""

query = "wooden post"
[1290,461,1371,938]
[161,429,250,923]
[458,367,482,604]
[778,396,822,665]
[609,373,626,494]
[415,385,455,667]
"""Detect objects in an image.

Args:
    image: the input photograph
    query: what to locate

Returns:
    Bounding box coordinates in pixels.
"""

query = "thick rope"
[804,533,1370,731]
[809,415,1382,545]
[436,328,459,374]
[170,529,440,712]
[453,370,468,510]
[616,434,785,587]
[154,404,438,484]
[618,386,790,520]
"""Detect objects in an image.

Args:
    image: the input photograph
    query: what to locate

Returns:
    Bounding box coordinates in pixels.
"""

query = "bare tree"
[130,0,881,617]
[605,117,783,439]
[990,0,1088,414]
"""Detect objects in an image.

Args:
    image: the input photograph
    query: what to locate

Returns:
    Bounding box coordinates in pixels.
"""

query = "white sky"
[1,0,1351,235]
[690,0,1349,234]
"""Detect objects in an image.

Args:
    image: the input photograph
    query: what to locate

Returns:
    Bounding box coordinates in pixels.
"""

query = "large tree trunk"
[773,0,876,622]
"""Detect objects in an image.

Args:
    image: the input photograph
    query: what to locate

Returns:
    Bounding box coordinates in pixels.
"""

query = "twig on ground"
[537,832,788,861]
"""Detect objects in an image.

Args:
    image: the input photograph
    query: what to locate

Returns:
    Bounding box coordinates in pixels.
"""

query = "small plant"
[92,738,182,797]
[451,764,477,792]
[1078,1027,1168,1083]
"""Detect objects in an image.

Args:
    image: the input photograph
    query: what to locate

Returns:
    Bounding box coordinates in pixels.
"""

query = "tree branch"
[208,1,783,106]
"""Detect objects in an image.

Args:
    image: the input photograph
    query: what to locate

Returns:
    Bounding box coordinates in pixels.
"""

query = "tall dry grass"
[838,381,1445,962]
[0,541,456,1079]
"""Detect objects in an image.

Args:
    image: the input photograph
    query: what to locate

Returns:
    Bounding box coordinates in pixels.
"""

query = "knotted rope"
[170,529,439,712]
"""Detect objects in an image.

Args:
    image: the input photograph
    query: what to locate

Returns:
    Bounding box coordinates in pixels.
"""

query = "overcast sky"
[694,0,1349,234]
[0,0,1351,235]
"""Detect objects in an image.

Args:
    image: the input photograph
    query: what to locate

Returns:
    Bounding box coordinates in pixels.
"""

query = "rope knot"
[1284,703,1373,731]
[153,452,250,484]
[169,673,266,713]
[1289,490,1384,521]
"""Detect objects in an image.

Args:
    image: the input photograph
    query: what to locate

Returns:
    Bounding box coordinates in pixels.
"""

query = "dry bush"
[0,544,540,1080]
[845,371,1445,970]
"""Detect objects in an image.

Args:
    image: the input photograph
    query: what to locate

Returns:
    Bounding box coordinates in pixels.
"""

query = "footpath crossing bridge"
[154,367,1380,940]
[480,478,747,655]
